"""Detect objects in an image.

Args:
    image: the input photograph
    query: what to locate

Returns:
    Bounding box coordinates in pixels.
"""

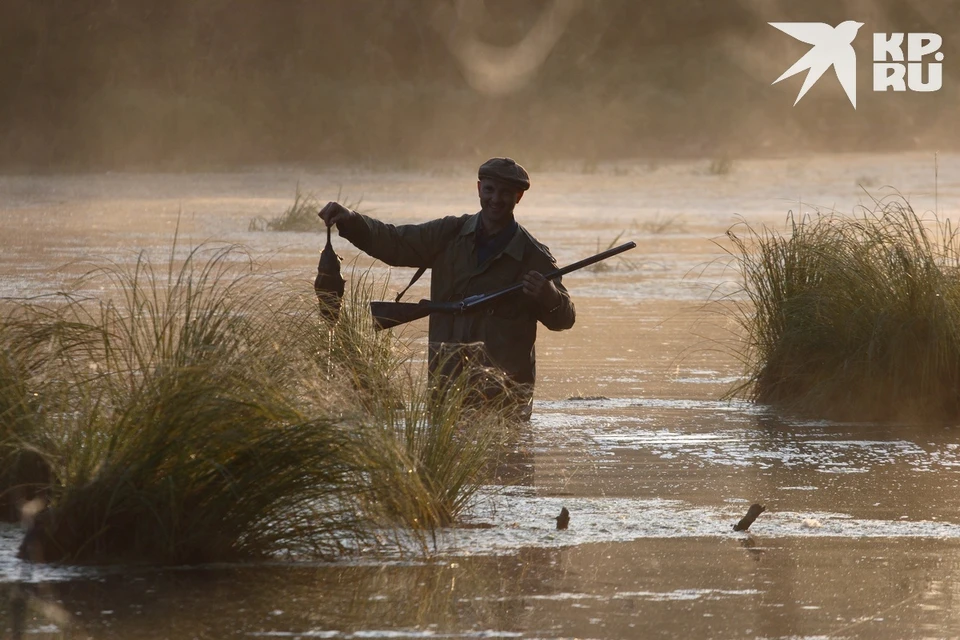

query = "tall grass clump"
[323,270,410,406]
[0,316,55,521]
[248,185,363,233]
[6,240,514,564]
[708,155,735,176]
[587,231,637,272]
[724,194,960,422]
[354,362,514,532]
[12,244,371,564]
[248,184,322,232]
[302,271,514,532]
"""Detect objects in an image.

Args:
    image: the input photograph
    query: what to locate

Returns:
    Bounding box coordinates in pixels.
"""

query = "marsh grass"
[587,231,638,272]
[249,184,322,232]
[5,240,513,564]
[249,185,363,233]
[356,364,513,533]
[708,155,734,176]
[723,194,960,421]
[0,318,56,521]
[316,273,514,532]
[10,244,370,563]
[323,270,409,406]
[0,321,39,446]
[640,213,687,235]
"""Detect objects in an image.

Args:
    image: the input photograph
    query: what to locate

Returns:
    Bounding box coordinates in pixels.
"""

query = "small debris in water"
[733,504,765,532]
[555,507,570,530]
[566,395,610,401]
[801,518,823,528]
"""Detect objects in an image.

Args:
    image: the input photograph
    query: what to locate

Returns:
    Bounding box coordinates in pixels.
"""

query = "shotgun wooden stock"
[369,241,636,331]
[370,300,460,331]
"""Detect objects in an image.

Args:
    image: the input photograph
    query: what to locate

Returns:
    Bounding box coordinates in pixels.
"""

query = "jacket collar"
[461,212,526,261]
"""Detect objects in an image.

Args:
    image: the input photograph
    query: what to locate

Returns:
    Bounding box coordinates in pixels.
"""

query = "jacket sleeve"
[527,245,576,331]
[337,212,467,269]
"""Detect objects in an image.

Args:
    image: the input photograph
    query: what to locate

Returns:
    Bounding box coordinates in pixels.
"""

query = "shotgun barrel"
[370,241,636,331]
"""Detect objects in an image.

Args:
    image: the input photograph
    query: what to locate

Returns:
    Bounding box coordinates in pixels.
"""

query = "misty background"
[2,0,958,172]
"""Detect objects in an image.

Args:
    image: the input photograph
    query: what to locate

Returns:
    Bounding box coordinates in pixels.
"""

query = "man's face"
[478,178,523,230]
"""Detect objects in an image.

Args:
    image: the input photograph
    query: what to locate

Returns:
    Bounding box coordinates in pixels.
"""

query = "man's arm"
[522,248,575,331]
[533,277,575,331]
[319,202,466,269]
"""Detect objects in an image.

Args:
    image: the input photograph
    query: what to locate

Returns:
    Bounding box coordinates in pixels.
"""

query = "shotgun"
[370,241,636,331]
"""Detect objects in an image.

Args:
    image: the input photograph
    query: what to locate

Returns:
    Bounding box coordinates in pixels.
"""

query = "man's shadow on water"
[5,583,27,640]
[2,581,72,640]
[487,427,537,487]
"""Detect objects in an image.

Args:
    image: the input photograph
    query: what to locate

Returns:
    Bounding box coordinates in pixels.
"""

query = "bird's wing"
[833,46,858,109]
[773,48,817,84]
[769,22,835,45]
[794,55,832,104]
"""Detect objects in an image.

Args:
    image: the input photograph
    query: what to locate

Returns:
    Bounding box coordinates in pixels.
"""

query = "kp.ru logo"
[770,21,944,108]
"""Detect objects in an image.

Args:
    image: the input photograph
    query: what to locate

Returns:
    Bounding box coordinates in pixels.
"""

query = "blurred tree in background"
[0,0,956,170]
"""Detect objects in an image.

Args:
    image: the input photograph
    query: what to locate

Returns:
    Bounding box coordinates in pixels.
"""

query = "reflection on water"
[4,156,960,637]
[5,388,960,638]
[2,537,960,638]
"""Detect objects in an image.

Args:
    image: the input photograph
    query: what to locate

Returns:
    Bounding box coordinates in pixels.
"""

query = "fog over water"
[2,0,958,170]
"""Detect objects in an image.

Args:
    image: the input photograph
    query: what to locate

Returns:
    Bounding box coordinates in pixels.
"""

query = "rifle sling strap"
[394,266,427,303]
[393,216,470,303]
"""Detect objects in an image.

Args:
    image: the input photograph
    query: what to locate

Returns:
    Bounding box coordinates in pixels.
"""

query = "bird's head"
[839,20,865,35]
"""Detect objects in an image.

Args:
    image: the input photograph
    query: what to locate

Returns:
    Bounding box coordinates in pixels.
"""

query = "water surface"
[2,154,960,638]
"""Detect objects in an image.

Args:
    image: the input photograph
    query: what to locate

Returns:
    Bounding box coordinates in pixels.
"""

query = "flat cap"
[478,157,530,191]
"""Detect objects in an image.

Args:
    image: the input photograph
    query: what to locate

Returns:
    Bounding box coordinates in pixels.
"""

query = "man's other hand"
[522,271,561,309]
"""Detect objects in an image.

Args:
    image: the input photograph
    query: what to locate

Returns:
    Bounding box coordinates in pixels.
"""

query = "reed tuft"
[4,241,514,564]
[249,184,322,232]
[723,194,960,422]
[249,185,364,233]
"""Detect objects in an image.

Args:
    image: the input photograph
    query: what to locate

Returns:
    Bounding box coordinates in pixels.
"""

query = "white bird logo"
[770,21,864,108]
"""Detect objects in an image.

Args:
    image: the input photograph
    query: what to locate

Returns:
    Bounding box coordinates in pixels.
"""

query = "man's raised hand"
[318,202,355,228]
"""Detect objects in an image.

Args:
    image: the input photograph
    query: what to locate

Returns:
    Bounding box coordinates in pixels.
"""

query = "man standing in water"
[317,157,575,419]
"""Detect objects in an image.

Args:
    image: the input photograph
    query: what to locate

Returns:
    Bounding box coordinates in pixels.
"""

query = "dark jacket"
[338,211,575,388]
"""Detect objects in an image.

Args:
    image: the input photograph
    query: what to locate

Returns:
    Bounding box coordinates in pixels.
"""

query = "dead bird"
[733,503,766,532]
[555,507,570,530]
[314,224,345,322]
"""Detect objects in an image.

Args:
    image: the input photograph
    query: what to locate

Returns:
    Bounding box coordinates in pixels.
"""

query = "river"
[2,153,959,638]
